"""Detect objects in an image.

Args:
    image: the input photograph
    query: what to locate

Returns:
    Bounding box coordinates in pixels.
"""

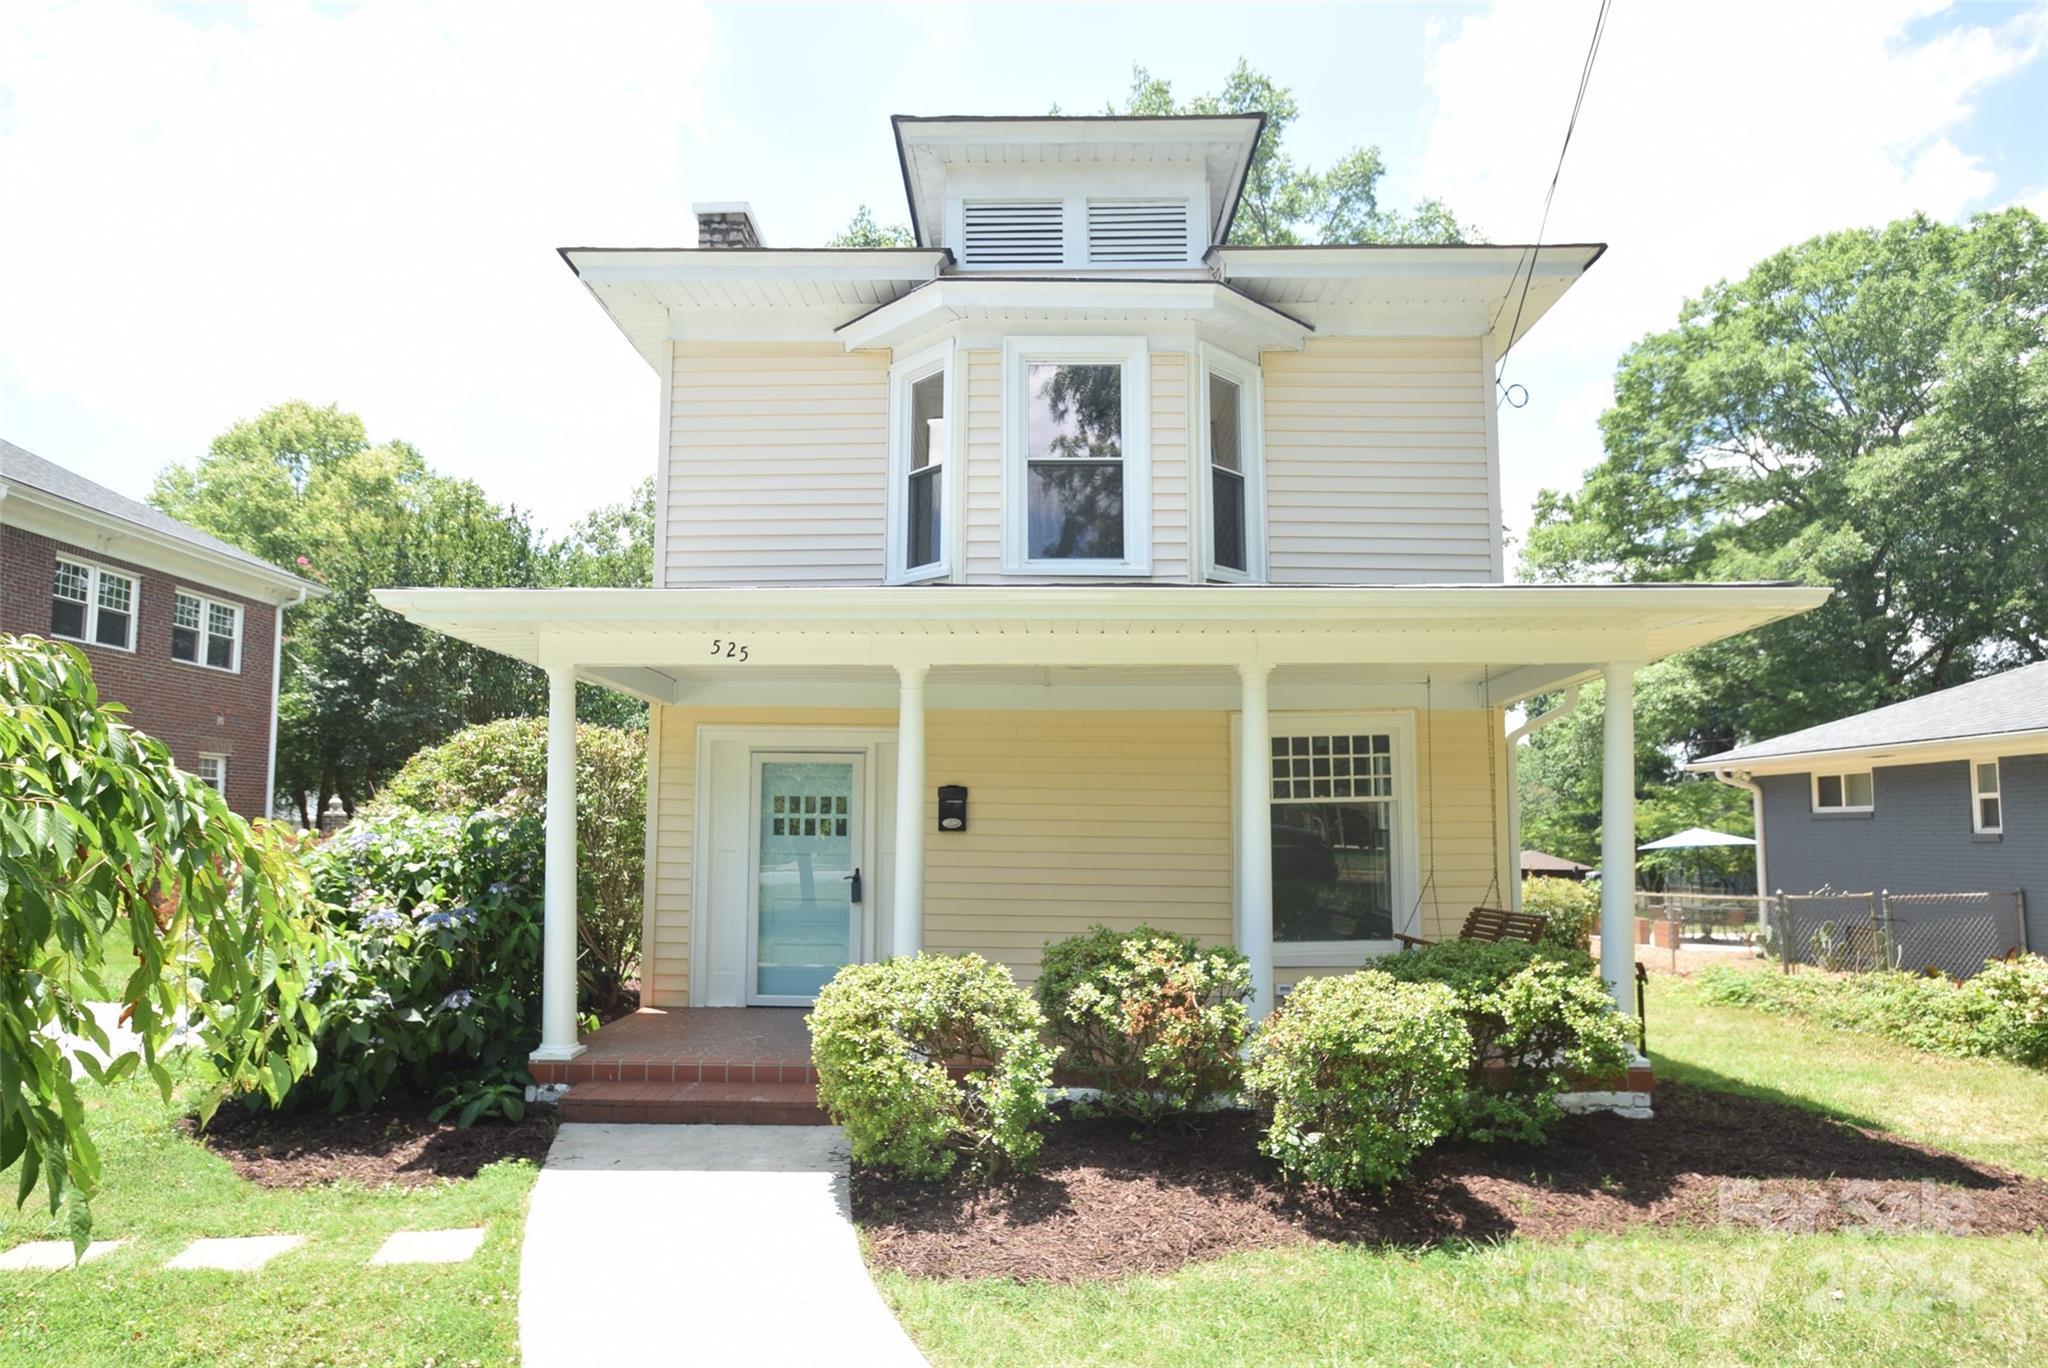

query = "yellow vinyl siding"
[1149,352,1191,580]
[1261,338,1497,584]
[962,348,1003,579]
[643,703,1511,1006]
[664,342,888,586]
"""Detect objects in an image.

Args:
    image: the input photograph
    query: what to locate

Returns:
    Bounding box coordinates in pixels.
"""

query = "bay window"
[889,341,953,581]
[51,556,136,651]
[1003,337,1150,574]
[1199,345,1264,580]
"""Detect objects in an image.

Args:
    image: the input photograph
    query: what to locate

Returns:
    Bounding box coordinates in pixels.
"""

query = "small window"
[1200,346,1264,580]
[889,343,952,581]
[50,557,136,651]
[171,590,242,672]
[196,753,228,798]
[1003,337,1150,574]
[1972,760,2002,834]
[1812,770,1874,813]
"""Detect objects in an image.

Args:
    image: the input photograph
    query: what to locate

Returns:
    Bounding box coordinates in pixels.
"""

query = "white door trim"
[691,725,897,1007]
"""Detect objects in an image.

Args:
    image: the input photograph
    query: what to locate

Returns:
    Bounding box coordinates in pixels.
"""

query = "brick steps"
[558,1078,828,1126]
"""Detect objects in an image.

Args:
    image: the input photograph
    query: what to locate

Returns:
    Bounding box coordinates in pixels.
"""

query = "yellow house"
[377,114,1824,1114]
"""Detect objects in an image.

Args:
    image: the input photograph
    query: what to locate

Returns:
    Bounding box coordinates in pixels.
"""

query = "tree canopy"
[826,60,1476,248]
[1,636,324,1247]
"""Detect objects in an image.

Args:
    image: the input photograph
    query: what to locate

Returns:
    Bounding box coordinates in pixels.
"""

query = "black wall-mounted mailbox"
[938,785,968,832]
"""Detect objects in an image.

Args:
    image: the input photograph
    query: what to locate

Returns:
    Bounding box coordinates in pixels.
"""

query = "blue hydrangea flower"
[448,906,479,925]
[488,881,511,898]
[360,909,403,931]
[441,989,474,1011]
[418,910,458,930]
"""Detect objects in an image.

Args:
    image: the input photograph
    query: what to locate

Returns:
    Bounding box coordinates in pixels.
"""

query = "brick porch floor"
[534,1008,825,1125]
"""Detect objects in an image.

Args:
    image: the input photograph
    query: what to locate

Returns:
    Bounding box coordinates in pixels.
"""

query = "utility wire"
[1492,0,1613,403]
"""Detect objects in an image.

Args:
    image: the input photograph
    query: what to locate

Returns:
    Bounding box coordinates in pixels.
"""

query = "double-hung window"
[1199,345,1264,580]
[196,754,228,798]
[1812,770,1874,813]
[172,590,242,671]
[50,556,137,651]
[1972,760,2003,834]
[1003,337,1150,574]
[889,341,953,581]
[1249,713,1419,963]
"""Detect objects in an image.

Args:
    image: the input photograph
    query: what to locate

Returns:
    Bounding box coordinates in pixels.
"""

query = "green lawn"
[0,1079,537,1366]
[877,965,2048,1367]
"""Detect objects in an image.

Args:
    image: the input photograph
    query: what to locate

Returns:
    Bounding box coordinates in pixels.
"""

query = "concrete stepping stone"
[166,1234,305,1271]
[369,1227,487,1266]
[0,1239,123,1270]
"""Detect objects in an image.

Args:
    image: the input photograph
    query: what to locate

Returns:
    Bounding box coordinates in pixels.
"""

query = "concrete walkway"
[519,1124,925,1367]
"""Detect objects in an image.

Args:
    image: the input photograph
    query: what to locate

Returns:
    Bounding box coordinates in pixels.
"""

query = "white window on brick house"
[196,754,228,798]
[172,590,242,672]
[1811,770,1874,813]
[50,556,137,651]
[1972,760,2002,834]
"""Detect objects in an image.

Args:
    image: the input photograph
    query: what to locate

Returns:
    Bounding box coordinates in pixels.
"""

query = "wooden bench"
[1394,905,1550,950]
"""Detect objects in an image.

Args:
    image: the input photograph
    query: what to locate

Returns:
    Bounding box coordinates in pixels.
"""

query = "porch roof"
[375,582,1828,709]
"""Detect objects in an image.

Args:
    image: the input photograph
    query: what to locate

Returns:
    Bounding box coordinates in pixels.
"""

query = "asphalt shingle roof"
[1,438,310,586]
[1695,661,2048,767]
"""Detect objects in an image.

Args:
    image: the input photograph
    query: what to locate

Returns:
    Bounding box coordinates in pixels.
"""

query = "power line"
[1493,0,1614,403]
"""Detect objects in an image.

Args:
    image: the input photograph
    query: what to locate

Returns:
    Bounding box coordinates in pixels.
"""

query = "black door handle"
[844,868,863,904]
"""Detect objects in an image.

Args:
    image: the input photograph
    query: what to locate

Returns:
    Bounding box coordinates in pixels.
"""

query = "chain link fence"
[1769,889,2029,980]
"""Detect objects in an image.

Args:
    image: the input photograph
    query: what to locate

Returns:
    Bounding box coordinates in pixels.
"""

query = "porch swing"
[1393,669,1551,950]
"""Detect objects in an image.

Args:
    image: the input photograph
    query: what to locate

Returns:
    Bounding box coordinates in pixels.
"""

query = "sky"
[2,0,2045,558]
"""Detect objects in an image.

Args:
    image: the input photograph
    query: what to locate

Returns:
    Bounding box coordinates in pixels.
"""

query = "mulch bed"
[855,1083,2048,1284]
[187,1103,557,1190]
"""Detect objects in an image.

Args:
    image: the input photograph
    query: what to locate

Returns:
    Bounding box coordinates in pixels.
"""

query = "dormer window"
[1003,337,1150,575]
[888,341,955,582]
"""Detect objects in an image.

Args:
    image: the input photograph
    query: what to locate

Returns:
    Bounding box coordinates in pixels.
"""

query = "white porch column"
[892,663,928,959]
[1599,662,1641,1011]
[534,665,583,1061]
[1238,664,1276,1020]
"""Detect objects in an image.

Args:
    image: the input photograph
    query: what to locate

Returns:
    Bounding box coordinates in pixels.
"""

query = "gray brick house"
[1691,662,2047,956]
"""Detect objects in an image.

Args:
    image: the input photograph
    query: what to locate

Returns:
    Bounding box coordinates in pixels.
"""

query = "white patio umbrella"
[1638,827,1756,851]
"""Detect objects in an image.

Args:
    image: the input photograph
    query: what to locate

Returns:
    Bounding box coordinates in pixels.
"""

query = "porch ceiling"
[373,582,1829,708]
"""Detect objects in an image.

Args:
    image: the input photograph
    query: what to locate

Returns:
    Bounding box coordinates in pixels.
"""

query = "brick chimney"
[693,201,764,249]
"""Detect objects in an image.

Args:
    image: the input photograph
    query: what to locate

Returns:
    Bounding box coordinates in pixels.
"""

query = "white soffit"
[893,115,1265,250]
[833,278,1312,354]
[1216,243,1605,349]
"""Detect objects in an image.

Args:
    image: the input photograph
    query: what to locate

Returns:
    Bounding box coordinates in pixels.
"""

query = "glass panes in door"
[754,758,861,1000]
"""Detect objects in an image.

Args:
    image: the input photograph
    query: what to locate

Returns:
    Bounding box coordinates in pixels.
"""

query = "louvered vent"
[1087,200,1192,265]
[960,201,1065,267]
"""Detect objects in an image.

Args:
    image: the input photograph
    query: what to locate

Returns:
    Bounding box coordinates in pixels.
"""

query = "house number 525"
[710,639,749,662]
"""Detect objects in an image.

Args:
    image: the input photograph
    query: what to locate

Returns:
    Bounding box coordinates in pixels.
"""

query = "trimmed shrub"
[1700,958,2048,1069]
[1522,877,1600,953]
[1373,940,1632,1143]
[810,954,1057,1179]
[299,808,544,1121]
[1243,971,1470,1189]
[372,716,645,1012]
[1036,925,1251,1122]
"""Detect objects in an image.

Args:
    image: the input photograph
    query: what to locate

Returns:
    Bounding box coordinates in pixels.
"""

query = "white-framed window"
[886,340,954,583]
[172,589,243,672]
[50,556,137,651]
[1971,759,2002,834]
[1234,711,1421,966]
[1197,343,1265,581]
[196,753,228,798]
[1002,336,1151,575]
[1812,769,1875,813]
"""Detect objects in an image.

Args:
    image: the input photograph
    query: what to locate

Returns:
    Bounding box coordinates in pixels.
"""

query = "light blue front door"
[750,755,864,1002]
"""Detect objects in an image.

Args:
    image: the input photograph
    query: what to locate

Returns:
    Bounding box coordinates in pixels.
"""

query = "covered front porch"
[374,582,1827,1073]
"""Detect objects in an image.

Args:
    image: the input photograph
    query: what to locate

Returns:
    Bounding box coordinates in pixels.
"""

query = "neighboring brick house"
[1,439,320,819]
[1692,661,2048,954]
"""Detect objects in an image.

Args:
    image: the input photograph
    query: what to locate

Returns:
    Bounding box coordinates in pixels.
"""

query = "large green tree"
[827,60,1475,248]
[154,403,552,823]
[1525,208,2048,746]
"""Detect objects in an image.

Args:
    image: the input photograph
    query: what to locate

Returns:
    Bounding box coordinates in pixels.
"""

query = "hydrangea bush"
[810,954,1057,1179]
[1243,970,1470,1189]
[1036,925,1251,1122]
[297,808,545,1122]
